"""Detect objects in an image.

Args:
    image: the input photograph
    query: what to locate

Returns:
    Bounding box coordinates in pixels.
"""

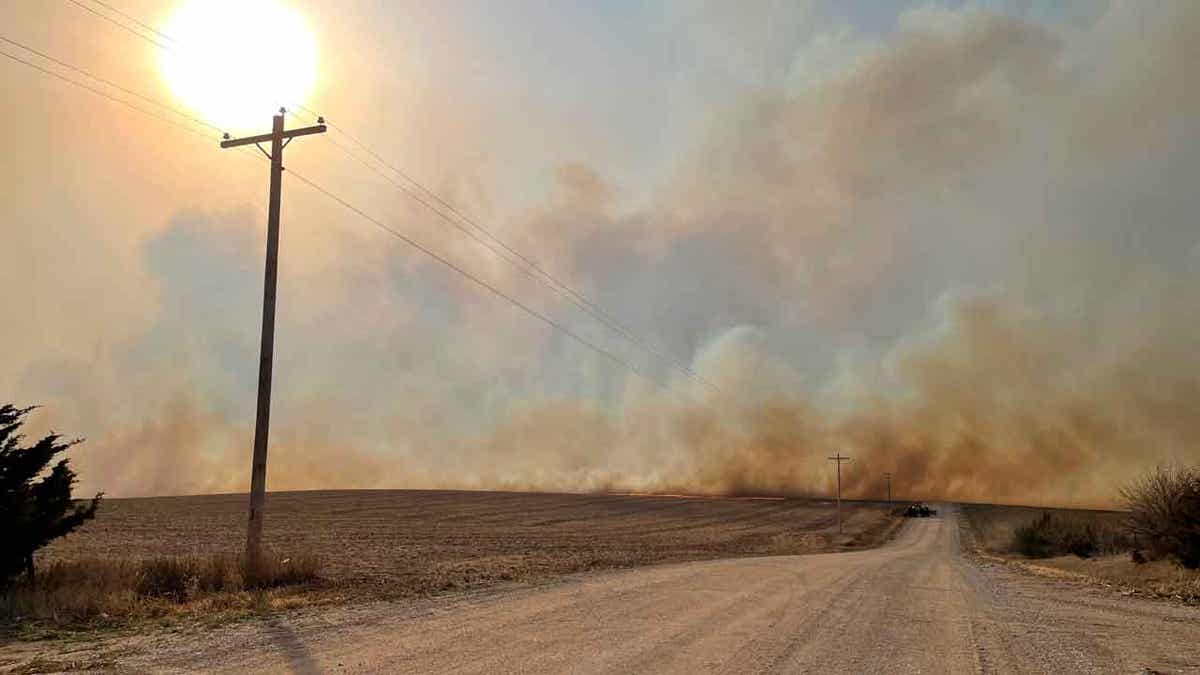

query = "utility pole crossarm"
[220,123,327,148]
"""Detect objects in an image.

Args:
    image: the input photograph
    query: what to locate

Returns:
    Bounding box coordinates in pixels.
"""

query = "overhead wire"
[291,110,709,383]
[0,34,224,136]
[86,0,174,44]
[289,107,715,391]
[63,0,175,52]
[286,169,679,392]
[0,32,696,398]
[0,47,217,143]
[59,0,716,394]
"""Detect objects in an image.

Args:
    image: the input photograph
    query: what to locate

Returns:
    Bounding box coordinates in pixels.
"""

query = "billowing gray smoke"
[7,3,1198,507]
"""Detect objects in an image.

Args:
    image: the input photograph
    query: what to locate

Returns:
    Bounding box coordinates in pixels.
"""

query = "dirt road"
[125,504,1198,673]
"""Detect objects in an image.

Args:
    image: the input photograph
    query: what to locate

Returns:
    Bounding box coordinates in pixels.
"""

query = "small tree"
[1122,465,1200,569]
[0,404,101,583]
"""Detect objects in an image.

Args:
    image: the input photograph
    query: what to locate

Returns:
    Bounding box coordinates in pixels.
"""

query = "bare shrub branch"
[1122,466,1200,569]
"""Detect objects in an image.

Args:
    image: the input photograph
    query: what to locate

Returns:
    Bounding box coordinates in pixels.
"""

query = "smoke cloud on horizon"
[4,2,1198,507]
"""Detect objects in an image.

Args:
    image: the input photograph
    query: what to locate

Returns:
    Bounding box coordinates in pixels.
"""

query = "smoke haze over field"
[2,1,1198,506]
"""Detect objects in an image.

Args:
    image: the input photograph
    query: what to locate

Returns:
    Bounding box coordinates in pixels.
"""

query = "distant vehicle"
[903,503,937,518]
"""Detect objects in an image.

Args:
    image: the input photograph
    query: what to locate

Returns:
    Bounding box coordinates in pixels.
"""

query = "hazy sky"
[2,1,1197,506]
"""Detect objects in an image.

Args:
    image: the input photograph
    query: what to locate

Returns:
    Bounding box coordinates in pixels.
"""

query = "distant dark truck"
[903,503,937,518]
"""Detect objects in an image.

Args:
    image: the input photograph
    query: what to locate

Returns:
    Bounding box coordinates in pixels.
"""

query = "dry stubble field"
[39,490,898,599]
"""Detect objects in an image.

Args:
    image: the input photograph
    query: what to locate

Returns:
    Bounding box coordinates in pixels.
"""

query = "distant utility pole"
[827,453,851,534]
[884,472,893,505]
[220,109,325,571]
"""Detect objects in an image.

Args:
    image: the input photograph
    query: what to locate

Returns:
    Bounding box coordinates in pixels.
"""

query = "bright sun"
[161,0,317,131]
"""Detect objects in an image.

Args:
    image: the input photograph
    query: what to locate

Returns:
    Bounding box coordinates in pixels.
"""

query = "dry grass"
[962,503,1127,555]
[1009,511,1133,558]
[962,503,1200,603]
[10,490,895,631]
[1,551,320,628]
[1027,555,1200,602]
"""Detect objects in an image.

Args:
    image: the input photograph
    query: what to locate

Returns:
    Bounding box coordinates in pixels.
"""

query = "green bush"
[0,404,100,584]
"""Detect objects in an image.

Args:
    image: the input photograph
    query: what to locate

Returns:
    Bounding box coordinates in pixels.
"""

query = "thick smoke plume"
[5,3,1198,507]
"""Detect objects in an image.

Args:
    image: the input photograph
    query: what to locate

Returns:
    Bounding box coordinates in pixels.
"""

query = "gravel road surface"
[127,504,1199,673]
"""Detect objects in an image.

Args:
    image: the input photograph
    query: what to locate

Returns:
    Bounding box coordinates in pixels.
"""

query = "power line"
[339,120,713,389]
[0,38,482,378]
[0,47,215,142]
[0,44,273,208]
[302,120,713,391]
[1,40,691,397]
[59,0,715,392]
[87,0,175,44]
[294,108,714,391]
[286,169,687,395]
[63,0,175,52]
[0,33,223,135]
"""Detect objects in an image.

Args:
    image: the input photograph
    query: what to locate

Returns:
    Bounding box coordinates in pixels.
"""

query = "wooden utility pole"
[827,453,851,534]
[220,109,325,571]
[884,472,893,505]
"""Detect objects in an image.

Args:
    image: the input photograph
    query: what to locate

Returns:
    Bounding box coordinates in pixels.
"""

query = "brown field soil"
[5,490,899,636]
[961,502,1200,603]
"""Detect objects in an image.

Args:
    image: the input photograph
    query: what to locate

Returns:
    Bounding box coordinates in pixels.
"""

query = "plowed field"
[42,490,897,597]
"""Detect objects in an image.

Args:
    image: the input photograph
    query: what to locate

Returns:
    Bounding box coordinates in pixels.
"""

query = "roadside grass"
[1010,511,1133,559]
[1,551,321,631]
[963,504,1126,557]
[1026,554,1200,603]
[962,503,1200,603]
